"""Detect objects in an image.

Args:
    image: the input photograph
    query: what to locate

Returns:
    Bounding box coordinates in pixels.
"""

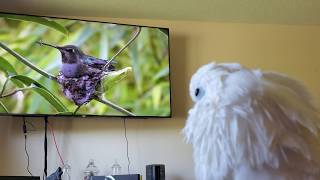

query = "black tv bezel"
[0,12,172,119]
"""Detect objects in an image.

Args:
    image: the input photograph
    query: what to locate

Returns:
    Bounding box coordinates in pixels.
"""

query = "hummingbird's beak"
[36,41,61,50]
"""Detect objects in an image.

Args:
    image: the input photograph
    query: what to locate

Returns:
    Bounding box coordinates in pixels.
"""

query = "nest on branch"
[56,71,104,106]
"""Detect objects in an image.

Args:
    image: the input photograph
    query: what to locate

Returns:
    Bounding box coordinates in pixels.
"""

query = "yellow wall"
[1,17,320,180]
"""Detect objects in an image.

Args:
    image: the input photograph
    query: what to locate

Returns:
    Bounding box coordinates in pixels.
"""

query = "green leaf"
[0,57,24,87]
[152,67,169,82]
[10,78,24,88]
[56,112,74,115]
[159,28,169,36]
[10,75,68,112]
[129,42,142,93]
[99,26,109,59]
[152,85,162,109]
[10,75,49,90]
[0,13,68,36]
[30,86,68,112]
[0,56,17,76]
[102,67,132,90]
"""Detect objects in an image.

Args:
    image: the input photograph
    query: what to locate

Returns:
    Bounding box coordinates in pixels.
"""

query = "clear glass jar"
[83,159,99,180]
[62,163,71,180]
[111,160,121,175]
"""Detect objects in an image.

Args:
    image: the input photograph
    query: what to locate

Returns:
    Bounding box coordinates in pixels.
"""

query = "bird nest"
[56,72,103,106]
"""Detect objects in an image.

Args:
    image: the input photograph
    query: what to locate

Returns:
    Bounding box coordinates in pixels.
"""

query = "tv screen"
[0,13,171,117]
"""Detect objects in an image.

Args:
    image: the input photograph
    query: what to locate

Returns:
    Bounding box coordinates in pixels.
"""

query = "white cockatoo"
[184,62,320,180]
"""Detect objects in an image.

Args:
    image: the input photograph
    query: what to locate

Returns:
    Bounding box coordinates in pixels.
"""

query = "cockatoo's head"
[189,62,261,106]
[190,63,239,101]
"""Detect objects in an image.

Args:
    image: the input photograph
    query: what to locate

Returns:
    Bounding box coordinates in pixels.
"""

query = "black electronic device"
[146,164,165,180]
[92,174,141,180]
[0,177,40,180]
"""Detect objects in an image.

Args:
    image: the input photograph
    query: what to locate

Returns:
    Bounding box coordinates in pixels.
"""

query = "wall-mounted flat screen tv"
[0,13,171,117]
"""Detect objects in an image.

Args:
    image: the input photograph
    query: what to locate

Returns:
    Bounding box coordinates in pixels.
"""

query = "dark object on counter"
[46,167,63,180]
[0,177,40,180]
[92,174,141,180]
[146,164,165,180]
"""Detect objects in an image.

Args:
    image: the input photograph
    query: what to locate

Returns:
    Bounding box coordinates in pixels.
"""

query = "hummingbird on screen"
[37,41,115,78]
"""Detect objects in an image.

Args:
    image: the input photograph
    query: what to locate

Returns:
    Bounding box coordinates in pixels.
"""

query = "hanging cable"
[44,116,48,178]
[48,122,65,166]
[123,118,131,174]
[23,117,33,176]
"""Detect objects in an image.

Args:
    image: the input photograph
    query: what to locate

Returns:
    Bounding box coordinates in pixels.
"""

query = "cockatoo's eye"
[194,87,204,100]
[195,88,200,96]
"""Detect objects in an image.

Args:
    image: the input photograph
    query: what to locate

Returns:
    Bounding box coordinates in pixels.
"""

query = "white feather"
[184,62,320,180]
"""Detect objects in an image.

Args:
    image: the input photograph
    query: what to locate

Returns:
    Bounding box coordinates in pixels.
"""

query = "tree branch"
[0,100,8,112]
[0,42,57,81]
[0,87,33,98]
[0,77,10,97]
[73,105,82,115]
[102,26,142,71]
[94,97,136,116]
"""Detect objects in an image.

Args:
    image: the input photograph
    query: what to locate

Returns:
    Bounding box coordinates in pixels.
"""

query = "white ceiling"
[1,0,320,25]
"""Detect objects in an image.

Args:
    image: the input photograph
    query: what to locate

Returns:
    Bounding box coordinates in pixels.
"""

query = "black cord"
[24,136,32,176]
[44,116,48,178]
[23,117,33,176]
[123,118,131,174]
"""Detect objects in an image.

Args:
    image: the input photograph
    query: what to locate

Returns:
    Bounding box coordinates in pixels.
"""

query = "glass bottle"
[83,159,99,180]
[62,163,71,180]
[111,160,121,175]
